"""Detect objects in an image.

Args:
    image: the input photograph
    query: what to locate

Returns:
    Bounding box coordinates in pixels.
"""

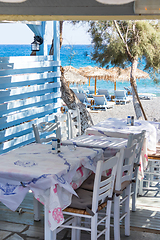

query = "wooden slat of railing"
[0,81,60,104]
[0,112,57,143]
[0,71,61,89]
[0,55,54,64]
[0,92,61,116]
[0,56,61,153]
[0,102,60,129]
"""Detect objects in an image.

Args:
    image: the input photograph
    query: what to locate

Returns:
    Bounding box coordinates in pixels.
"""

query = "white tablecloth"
[85,118,157,177]
[62,135,127,159]
[0,143,103,231]
[86,118,156,152]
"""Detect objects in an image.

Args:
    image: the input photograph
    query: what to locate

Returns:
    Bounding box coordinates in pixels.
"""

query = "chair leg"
[71,216,81,240]
[124,185,131,236]
[132,179,138,212]
[114,194,120,240]
[91,213,98,240]
[139,178,143,196]
[76,217,81,240]
[105,201,112,240]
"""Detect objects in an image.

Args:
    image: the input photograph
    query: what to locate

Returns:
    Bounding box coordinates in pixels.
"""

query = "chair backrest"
[92,154,118,213]
[68,108,81,138]
[55,112,71,141]
[87,86,95,94]
[78,86,86,94]
[32,121,61,144]
[93,95,107,106]
[114,90,126,99]
[115,143,137,192]
[76,92,87,103]
[71,87,79,94]
[97,89,110,99]
[127,130,146,165]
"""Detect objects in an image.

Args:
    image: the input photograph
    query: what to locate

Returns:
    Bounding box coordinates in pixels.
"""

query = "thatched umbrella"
[105,67,150,90]
[63,66,88,86]
[78,66,111,95]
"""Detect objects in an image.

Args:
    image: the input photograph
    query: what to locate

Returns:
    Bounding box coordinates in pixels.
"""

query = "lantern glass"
[31,40,40,51]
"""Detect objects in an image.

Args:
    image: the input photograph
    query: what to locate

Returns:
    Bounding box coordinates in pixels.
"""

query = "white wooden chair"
[127,130,146,211]
[54,154,118,240]
[68,108,81,138]
[55,112,71,140]
[113,143,137,240]
[32,121,61,144]
[139,121,160,196]
[140,143,160,195]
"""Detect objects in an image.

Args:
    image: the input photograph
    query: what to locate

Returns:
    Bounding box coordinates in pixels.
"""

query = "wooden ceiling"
[0,0,159,21]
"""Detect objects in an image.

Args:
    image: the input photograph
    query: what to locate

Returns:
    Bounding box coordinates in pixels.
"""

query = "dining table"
[85,117,158,178]
[0,143,103,239]
[62,134,128,159]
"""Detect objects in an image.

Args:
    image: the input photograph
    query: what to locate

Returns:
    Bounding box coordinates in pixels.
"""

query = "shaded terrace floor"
[0,191,160,240]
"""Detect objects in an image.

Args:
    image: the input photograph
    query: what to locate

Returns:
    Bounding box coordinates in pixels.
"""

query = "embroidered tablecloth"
[62,134,127,159]
[85,118,157,177]
[0,143,103,231]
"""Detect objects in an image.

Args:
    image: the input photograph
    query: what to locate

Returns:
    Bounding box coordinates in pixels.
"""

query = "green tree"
[88,20,160,119]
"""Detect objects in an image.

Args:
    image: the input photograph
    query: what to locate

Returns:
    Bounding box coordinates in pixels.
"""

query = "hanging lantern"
[96,0,135,4]
[31,36,43,52]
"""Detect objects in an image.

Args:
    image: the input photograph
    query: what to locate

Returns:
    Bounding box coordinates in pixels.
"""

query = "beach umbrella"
[78,66,111,95]
[63,66,88,86]
[105,67,150,91]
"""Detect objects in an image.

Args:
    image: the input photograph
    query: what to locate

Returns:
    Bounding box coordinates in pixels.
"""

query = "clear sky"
[0,21,91,45]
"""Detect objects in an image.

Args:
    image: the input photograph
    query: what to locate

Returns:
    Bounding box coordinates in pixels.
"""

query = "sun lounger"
[70,87,79,94]
[139,93,156,100]
[86,86,95,97]
[92,95,114,110]
[114,90,130,105]
[78,86,86,94]
[76,92,91,108]
[97,89,111,100]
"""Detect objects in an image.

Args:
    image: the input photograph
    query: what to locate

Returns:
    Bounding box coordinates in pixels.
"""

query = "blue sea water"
[0,44,160,96]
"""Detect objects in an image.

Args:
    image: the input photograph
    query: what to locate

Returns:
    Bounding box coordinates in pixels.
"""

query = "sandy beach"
[90,97,160,125]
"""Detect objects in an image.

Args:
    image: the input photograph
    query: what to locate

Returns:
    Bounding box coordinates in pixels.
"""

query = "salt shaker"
[52,139,57,153]
[127,116,131,125]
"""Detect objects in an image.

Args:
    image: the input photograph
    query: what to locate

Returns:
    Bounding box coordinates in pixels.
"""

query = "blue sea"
[0,44,160,96]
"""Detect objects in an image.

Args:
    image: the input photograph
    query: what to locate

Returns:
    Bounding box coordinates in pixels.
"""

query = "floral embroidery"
[72,182,78,189]
[77,167,84,177]
[106,169,112,176]
[52,207,63,223]
[0,183,17,195]
[14,160,37,167]
[53,185,57,193]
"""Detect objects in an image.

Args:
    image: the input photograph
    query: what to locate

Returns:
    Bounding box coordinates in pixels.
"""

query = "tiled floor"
[0,192,160,239]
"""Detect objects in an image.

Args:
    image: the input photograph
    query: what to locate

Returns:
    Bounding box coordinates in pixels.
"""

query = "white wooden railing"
[0,55,61,154]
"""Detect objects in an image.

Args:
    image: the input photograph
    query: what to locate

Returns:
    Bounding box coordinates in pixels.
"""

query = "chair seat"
[70,188,93,209]
[64,188,107,215]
